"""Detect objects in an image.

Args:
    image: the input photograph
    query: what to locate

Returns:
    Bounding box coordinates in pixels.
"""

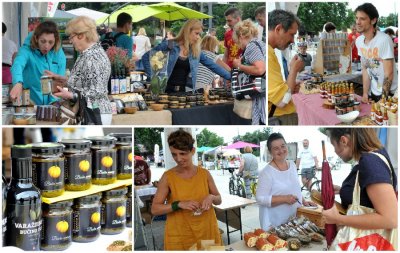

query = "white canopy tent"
[66,7,108,22]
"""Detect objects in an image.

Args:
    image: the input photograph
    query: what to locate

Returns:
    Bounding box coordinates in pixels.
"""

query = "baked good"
[254,228,269,238]
[256,238,274,251]
[244,232,258,247]
[267,234,287,248]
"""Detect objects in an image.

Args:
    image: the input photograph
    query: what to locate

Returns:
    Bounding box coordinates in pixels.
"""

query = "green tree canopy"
[232,128,272,156]
[196,128,224,148]
[134,128,163,155]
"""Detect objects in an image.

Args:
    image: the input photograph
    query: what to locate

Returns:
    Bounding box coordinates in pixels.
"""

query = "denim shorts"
[301,167,315,180]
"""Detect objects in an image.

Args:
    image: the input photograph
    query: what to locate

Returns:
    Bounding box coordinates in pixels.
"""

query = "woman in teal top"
[10,20,66,105]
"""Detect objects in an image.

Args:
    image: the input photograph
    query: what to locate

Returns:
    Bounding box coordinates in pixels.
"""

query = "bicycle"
[228,168,258,198]
[299,168,321,195]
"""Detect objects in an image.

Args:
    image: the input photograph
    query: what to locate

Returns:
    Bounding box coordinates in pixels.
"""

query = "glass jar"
[108,133,132,180]
[41,200,72,251]
[126,185,132,227]
[60,139,92,191]
[72,193,101,242]
[101,187,127,235]
[86,137,117,185]
[31,143,65,198]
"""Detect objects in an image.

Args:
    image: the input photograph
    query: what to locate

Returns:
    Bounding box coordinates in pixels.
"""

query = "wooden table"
[214,194,256,245]
[112,110,172,125]
[226,238,327,251]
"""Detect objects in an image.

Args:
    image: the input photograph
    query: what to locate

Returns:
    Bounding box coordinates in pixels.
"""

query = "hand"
[285,194,298,205]
[44,70,67,87]
[232,58,242,69]
[361,94,369,104]
[292,81,301,94]
[178,200,200,211]
[302,200,317,207]
[200,194,215,211]
[333,184,341,194]
[52,86,73,100]
[10,83,23,100]
[289,55,305,74]
[322,204,341,225]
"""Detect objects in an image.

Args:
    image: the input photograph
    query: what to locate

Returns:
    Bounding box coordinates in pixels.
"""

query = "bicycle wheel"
[237,183,246,198]
[310,180,321,192]
[250,182,257,196]
[229,180,235,195]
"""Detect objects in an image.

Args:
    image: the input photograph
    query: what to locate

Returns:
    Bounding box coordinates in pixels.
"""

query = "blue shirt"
[11,32,66,105]
[101,32,133,58]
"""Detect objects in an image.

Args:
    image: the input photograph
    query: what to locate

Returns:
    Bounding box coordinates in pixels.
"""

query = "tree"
[232,128,272,156]
[134,128,163,156]
[379,13,398,28]
[196,128,224,148]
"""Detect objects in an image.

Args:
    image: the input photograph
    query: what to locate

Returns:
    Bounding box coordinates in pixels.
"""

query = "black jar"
[72,193,101,242]
[101,187,127,235]
[108,133,132,180]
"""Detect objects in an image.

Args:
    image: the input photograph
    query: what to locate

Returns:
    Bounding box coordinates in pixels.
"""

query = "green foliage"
[379,13,398,28]
[232,128,272,156]
[196,129,224,148]
[134,128,163,155]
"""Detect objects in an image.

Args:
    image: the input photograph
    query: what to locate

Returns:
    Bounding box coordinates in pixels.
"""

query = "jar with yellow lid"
[59,139,92,191]
[85,137,117,185]
[101,187,127,235]
[72,193,101,242]
[108,133,132,180]
[31,142,65,198]
[41,200,72,251]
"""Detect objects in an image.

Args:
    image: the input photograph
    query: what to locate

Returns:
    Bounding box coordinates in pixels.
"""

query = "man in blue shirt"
[102,12,133,59]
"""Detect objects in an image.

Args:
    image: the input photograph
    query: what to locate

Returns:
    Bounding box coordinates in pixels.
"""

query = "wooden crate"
[296,205,325,228]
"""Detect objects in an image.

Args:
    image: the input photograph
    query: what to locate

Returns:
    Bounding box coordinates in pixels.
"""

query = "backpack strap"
[114,32,125,40]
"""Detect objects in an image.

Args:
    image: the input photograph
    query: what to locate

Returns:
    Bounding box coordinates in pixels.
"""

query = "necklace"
[272,159,287,171]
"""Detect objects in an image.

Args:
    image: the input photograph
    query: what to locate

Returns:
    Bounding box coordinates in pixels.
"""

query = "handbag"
[60,96,80,125]
[232,98,252,119]
[268,104,281,125]
[330,158,398,251]
[79,94,102,125]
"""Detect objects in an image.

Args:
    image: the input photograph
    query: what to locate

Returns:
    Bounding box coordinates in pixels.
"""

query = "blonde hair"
[200,35,219,52]
[66,16,99,43]
[244,146,253,153]
[138,27,147,36]
[175,19,203,58]
[233,19,258,43]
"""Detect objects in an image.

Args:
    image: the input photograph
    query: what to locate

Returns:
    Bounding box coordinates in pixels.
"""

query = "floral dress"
[67,43,112,114]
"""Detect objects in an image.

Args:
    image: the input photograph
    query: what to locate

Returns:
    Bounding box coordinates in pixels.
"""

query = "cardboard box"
[296,205,325,228]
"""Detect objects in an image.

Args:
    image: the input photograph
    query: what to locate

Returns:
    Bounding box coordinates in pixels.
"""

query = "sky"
[347,0,397,17]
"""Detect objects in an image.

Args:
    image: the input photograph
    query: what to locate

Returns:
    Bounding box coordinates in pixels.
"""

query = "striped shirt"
[195,50,219,90]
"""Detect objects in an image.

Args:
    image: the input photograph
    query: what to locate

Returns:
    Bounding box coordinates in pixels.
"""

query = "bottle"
[5,145,42,250]
[370,101,376,121]
[357,59,362,71]
[125,68,131,93]
[349,83,355,102]
[111,67,119,95]
[119,68,126,94]
[383,108,389,126]
[2,176,7,246]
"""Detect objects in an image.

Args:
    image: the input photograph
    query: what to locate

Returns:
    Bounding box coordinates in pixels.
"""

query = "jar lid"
[40,75,50,79]
[75,193,101,204]
[108,133,132,143]
[104,187,127,197]
[85,136,116,146]
[11,145,32,158]
[31,142,64,155]
[60,139,92,150]
[46,200,73,209]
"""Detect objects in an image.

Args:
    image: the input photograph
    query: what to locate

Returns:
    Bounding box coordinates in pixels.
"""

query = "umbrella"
[148,2,212,21]
[222,149,241,157]
[225,141,260,149]
[321,140,337,248]
[197,146,214,153]
[96,5,162,25]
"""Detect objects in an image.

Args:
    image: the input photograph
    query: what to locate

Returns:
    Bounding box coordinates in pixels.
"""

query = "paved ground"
[137,162,351,250]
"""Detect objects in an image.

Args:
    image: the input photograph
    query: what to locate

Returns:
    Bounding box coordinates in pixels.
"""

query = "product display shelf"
[42,178,132,204]
[314,37,351,75]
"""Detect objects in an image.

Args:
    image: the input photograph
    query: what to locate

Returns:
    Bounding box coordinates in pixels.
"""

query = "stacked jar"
[101,187,127,235]
[108,133,132,180]
[72,193,101,242]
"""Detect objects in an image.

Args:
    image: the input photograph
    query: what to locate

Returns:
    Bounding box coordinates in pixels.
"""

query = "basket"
[296,206,325,228]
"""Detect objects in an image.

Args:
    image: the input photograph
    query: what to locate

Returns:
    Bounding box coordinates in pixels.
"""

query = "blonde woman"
[232,19,266,125]
[196,35,231,91]
[134,27,151,70]
[143,19,231,93]
[45,16,112,125]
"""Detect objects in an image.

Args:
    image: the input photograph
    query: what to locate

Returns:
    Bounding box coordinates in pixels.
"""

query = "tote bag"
[330,170,397,251]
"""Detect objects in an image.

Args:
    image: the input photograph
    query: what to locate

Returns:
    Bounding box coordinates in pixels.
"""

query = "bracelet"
[171,201,180,211]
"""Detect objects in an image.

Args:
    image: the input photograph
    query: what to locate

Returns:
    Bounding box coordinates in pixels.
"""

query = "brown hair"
[200,35,218,52]
[175,19,203,58]
[233,19,258,42]
[244,146,253,153]
[30,20,61,51]
[168,129,195,152]
[326,128,383,161]
[66,16,99,43]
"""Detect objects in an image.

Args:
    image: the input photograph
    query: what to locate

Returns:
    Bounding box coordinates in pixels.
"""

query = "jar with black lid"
[101,187,127,235]
[72,193,101,242]
[108,133,132,180]
[41,200,72,251]
[31,142,65,198]
[126,185,132,227]
[86,137,117,185]
[60,139,92,191]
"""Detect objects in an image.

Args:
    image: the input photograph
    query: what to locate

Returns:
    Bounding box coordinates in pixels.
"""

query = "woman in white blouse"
[256,133,316,230]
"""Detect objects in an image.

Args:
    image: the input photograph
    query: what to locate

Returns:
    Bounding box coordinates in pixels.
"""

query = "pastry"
[244,232,258,247]
[256,238,274,251]
[254,228,269,238]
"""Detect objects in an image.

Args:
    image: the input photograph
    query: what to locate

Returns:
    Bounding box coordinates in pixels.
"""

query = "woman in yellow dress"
[151,129,222,250]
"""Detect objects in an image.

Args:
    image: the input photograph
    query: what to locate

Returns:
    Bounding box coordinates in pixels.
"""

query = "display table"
[292,93,371,125]
[226,238,327,251]
[214,194,257,245]
[112,110,172,125]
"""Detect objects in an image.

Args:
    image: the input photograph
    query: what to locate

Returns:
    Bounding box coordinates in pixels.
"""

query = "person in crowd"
[2,22,18,84]
[296,139,319,191]
[142,19,231,93]
[268,10,304,125]
[322,128,397,230]
[134,157,151,186]
[134,27,151,71]
[207,28,217,37]
[151,129,222,250]
[196,35,230,91]
[348,24,360,62]
[10,21,66,105]
[256,133,316,230]
[255,6,266,43]
[45,16,112,125]
[101,12,134,59]
[165,30,176,41]
[323,22,337,33]
[224,7,242,68]
[238,146,259,199]
[384,28,395,38]
[355,3,398,103]
[297,42,312,70]
[232,19,266,125]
